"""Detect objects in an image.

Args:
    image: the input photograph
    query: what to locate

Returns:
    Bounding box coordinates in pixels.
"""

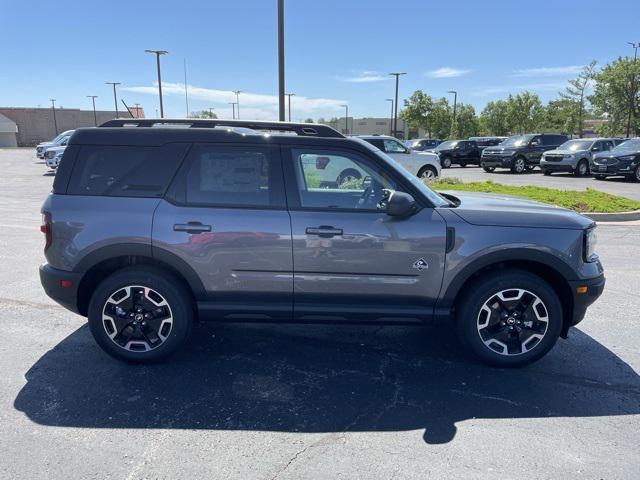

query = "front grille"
[45,151,56,159]
[593,157,618,166]
[544,155,564,162]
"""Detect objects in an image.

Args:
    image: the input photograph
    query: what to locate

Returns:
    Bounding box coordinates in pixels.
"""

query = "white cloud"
[511,65,584,77]
[472,82,568,97]
[426,67,471,78]
[340,70,390,83]
[123,82,345,120]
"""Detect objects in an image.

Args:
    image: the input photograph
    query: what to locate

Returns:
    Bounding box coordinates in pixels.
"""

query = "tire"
[418,165,438,181]
[634,165,640,183]
[594,175,607,180]
[575,159,589,177]
[511,157,526,174]
[543,169,551,176]
[456,269,562,367]
[337,169,361,186]
[88,266,195,363]
[482,166,495,173]
[441,156,452,168]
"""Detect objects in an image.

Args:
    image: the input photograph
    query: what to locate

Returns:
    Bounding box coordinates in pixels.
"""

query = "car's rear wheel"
[511,157,526,174]
[456,270,562,367]
[88,267,194,363]
[482,166,495,173]
[418,165,438,181]
[634,165,640,182]
[575,159,589,177]
[441,156,452,168]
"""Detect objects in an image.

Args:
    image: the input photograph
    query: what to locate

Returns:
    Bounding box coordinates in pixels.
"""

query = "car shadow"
[42,171,55,177]
[14,322,640,445]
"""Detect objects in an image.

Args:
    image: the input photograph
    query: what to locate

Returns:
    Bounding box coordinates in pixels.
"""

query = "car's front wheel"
[456,270,562,367]
[418,165,438,181]
[634,165,640,183]
[575,159,589,177]
[88,267,195,363]
[440,156,452,168]
[511,157,526,174]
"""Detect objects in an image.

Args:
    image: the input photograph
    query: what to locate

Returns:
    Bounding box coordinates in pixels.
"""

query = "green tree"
[303,117,314,123]
[317,117,326,124]
[589,56,640,136]
[506,91,544,133]
[542,98,577,134]
[429,98,453,139]
[399,90,435,134]
[453,104,479,138]
[190,110,218,119]
[559,60,597,137]
[479,100,510,135]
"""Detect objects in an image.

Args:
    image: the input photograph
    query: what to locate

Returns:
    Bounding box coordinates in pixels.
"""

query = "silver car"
[540,138,617,176]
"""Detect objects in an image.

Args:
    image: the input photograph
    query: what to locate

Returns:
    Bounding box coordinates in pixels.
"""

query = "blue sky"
[1,0,639,120]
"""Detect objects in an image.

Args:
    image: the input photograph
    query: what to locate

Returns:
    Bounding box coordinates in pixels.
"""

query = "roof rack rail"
[99,118,345,138]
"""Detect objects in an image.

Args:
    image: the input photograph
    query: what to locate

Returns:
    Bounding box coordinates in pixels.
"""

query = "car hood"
[45,145,66,153]
[482,146,515,154]
[438,190,593,230]
[37,142,54,148]
[544,148,587,156]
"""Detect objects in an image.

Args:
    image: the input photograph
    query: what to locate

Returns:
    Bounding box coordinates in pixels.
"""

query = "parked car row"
[36,130,74,171]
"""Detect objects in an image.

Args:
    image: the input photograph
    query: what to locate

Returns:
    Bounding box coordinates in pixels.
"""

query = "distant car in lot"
[357,135,441,180]
[36,130,74,159]
[540,138,617,177]
[468,136,507,152]
[408,138,443,151]
[481,133,569,174]
[44,145,67,170]
[590,138,640,182]
[434,140,482,168]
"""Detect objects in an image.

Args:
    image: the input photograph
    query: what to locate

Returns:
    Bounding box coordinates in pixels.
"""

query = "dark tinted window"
[363,138,385,150]
[178,144,284,208]
[68,144,187,197]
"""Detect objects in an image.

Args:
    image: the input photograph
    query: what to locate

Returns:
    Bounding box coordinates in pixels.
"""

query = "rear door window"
[67,144,188,197]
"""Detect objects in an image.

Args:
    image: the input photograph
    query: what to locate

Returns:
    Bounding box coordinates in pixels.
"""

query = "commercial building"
[322,117,426,139]
[0,114,18,147]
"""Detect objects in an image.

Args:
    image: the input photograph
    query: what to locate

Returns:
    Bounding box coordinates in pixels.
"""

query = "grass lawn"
[430,178,640,213]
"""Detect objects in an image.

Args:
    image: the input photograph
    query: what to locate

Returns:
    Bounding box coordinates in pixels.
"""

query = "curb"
[583,210,640,222]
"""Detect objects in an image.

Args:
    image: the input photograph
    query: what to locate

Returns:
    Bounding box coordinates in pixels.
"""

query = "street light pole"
[448,90,458,135]
[105,82,121,117]
[386,98,394,135]
[389,72,406,137]
[229,102,237,119]
[340,104,349,134]
[626,42,639,138]
[50,99,58,135]
[145,50,168,118]
[277,0,285,121]
[208,107,215,118]
[285,93,295,121]
[134,103,141,118]
[87,95,98,125]
[233,90,242,119]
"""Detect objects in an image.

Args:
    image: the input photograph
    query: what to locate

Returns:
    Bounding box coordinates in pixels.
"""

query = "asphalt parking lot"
[0,148,639,479]
[440,164,640,201]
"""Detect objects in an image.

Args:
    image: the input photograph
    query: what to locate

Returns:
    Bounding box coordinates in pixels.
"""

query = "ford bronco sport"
[39,119,604,367]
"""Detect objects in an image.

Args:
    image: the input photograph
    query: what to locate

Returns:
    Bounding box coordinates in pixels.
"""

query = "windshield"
[350,137,450,207]
[500,135,533,147]
[435,140,458,151]
[612,138,640,152]
[558,139,594,151]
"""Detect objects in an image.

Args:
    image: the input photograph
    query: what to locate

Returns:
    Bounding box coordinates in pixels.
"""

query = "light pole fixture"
[232,90,242,119]
[229,102,237,119]
[626,42,639,138]
[389,72,406,137]
[340,104,349,134]
[385,98,394,136]
[50,98,58,135]
[87,95,98,125]
[208,107,215,117]
[105,82,121,117]
[285,93,295,121]
[448,90,458,134]
[277,0,285,121]
[145,49,168,118]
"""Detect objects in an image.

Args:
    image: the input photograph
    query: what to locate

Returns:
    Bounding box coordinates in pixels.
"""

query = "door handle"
[305,226,343,238]
[173,222,212,234]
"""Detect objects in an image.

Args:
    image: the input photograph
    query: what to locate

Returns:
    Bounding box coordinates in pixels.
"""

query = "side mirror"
[386,191,417,217]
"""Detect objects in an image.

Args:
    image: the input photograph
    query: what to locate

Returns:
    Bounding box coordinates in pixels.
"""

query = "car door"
[283,145,447,320]
[152,143,293,319]
[527,135,545,164]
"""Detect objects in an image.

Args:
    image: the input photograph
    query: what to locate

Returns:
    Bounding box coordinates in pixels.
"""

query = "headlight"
[563,154,573,159]
[618,155,636,162]
[584,226,597,262]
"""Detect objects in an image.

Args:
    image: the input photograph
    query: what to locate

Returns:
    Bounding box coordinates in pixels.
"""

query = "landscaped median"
[430,178,640,221]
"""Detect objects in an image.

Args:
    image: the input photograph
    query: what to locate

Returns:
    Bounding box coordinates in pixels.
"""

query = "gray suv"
[540,138,618,176]
[39,119,605,367]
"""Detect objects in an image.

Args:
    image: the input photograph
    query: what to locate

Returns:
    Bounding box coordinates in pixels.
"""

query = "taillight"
[41,212,52,251]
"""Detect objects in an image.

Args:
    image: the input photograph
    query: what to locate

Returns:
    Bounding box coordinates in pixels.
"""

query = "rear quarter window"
[67,144,189,197]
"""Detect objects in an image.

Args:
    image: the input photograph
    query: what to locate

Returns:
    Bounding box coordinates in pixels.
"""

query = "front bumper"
[567,274,606,328]
[540,161,575,172]
[481,156,512,168]
[39,263,84,315]
[591,163,636,176]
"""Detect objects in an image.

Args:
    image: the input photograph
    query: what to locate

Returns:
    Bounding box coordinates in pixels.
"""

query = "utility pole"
[184,58,190,118]
[386,98,394,135]
[285,93,295,121]
[233,90,242,119]
[448,90,458,135]
[105,82,121,117]
[229,102,237,119]
[277,0,285,121]
[134,103,141,118]
[340,104,349,134]
[626,42,639,138]
[145,50,168,118]
[208,107,215,117]
[50,99,58,135]
[389,72,406,137]
[87,95,98,125]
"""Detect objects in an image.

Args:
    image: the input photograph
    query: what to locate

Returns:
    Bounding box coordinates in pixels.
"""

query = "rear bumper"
[567,274,605,327]
[39,263,83,315]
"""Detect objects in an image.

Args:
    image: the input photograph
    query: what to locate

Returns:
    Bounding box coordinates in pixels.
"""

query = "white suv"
[36,130,74,159]
[356,135,441,180]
